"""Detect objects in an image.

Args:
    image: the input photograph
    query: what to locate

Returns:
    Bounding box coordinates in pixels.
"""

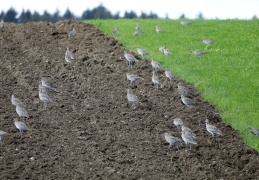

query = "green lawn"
[85,19,259,150]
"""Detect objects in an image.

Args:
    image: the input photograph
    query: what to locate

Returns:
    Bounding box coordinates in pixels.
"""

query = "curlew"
[124,51,138,68]
[164,133,182,150]
[205,119,222,136]
[14,118,30,138]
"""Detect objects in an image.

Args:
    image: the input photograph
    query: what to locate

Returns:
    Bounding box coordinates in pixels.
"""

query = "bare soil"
[0,20,258,179]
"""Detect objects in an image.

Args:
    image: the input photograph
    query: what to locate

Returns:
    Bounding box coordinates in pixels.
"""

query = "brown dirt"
[0,20,258,179]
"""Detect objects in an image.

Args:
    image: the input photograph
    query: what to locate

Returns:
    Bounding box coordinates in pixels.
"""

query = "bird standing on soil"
[137,46,149,59]
[11,95,26,108]
[0,130,7,146]
[127,89,139,109]
[151,58,163,72]
[177,83,192,96]
[112,27,118,37]
[181,125,197,139]
[181,130,197,150]
[205,119,222,136]
[68,28,76,38]
[126,73,144,85]
[41,77,58,93]
[164,133,182,150]
[165,69,175,81]
[39,89,54,110]
[16,105,29,121]
[65,48,74,67]
[124,51,138,68]
[156,25,162,33]
[248,126,259,136]
[14,118,30,138]
[181,94,196,107]
[152,71,160,89]
[190,50,208,58]
[173,118,183,131]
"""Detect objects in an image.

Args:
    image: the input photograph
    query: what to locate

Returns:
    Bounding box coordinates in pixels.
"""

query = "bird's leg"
[20,130,23,138]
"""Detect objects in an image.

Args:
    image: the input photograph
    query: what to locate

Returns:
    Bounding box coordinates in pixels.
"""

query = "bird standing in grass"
[164,133,182,150]
[0,130,7,145]
[112,27,118,37]
[135,23,141,31]
[181,21,192,26]
[205,119,222,136]
[14,118,30,138]
[190,50,208,58]
[156,25,162,33]
[124,51,138,68]
[202,38,215,49]
[127,89,139,109]
[137,46,149,59]
[248,126,259,136]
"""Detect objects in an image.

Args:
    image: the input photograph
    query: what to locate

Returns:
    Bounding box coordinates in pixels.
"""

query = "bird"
[16,105,29,121]
[181,21,192,26]
[173,118,183,131]
[68,28,76,38]
[163,48,172,55]
[41,77,57,92]
[151,58,163,72]
[0,130,7,146]
[159,46,166,53]
[112,27,118,37]
[135,23,141,31]
[156,25,162,33]
[0,20,6,29]
[181,125,197,139]
[65,47,74,66]
[152,71,159,88]
[181,94,196,107]
[127,89,139,109]
[165,69,175,81]
[137,46,149,59]
[14,118,30,138]
[133,30,144,36]
[11,95,26,107]
[248,126,259,136]
[126,73,144,85]
[202,38,215,45]
[164,133,182,150]
[124,51,138,68]
[205,119,222,136]
[177,83,192,96]
[39,89,54,110]
[190,50,208,58]
[181,130,197,150]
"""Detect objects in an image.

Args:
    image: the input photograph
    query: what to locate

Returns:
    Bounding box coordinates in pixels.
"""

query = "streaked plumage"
[181,130,197,150]
[151,58,163,72]
[173,118,183,131]
[68,28,76,38]
[181,125,197,139]
[14,118,30,137]
[177,83,192,96]
[39,89,54,110]
[159,46,166,53]
[164,133,182,150]
[137,46,149,58]
[156,25,162,33]
[165,69,175,81]
[181,94,196,107]
[127,89,139,109]
[248,126,259,136]
[152,71,159,88]
[16,105,29,121]
[41,77,57,92]
[11,95,25,107]
[202,38,215,45]
[190,50,208,58]
[65,47,74,66]
[126,73,144,84]
[205,119,222,136]
[124,51,138,68]
[0,130,7,145]
[181,21,192,26]
[112,27,118,37]
[133,30,144,36]
[163,48,172,55]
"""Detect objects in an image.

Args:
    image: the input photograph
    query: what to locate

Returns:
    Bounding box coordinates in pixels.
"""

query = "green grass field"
[85,19,259,150]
